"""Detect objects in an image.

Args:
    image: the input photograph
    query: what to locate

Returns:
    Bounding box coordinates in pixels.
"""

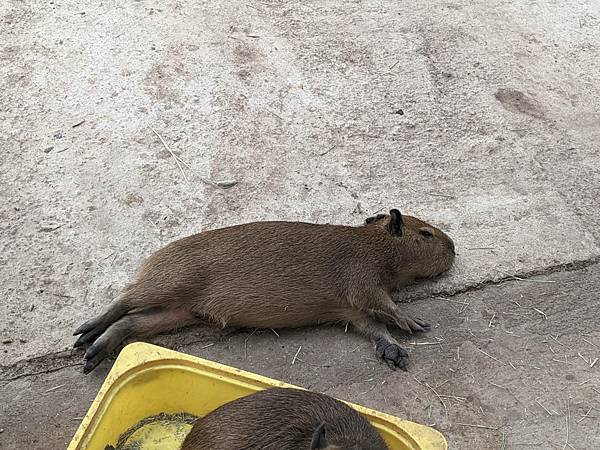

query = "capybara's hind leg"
[73,296,131,348]
[82,307,198,373]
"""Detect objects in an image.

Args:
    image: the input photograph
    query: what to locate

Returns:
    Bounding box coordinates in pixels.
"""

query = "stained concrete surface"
[3,267,600,449]
[1,0,600,448]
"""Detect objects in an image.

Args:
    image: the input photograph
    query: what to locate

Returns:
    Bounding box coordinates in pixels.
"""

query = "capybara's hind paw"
[73,330,99,349]
[82,341,111,374]
[73,317,109,349]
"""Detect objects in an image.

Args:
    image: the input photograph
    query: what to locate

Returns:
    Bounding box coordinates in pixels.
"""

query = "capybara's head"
[365,209,455,280]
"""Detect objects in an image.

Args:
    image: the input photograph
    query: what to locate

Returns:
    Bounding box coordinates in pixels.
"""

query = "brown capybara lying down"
[74,209,455,373]
[180,387,389,450]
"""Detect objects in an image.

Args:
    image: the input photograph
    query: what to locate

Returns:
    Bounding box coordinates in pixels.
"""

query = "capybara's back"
[181,387,389,450]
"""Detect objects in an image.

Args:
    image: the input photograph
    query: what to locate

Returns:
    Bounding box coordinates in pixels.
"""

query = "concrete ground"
[1,0,599,448]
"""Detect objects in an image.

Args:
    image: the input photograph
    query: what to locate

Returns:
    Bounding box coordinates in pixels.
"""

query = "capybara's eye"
[419,227,433,239]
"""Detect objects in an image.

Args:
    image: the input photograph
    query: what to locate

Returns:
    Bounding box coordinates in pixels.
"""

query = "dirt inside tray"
[106,412,198,450]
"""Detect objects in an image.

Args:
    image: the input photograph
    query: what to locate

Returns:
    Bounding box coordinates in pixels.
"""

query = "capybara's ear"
[386,209,403,236]
[310,422,328,450]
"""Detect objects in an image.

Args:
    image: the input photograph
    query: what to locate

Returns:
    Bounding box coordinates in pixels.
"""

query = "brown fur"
[74,210,455,373]
[180,387,389,450]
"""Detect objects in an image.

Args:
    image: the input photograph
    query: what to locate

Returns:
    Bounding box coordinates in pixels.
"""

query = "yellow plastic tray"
[68,342,447,450]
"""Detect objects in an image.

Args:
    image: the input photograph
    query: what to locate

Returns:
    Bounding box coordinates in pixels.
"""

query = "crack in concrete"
[420,255,600,300]
[1,362,84,383]
[2,256,599,381]
[0,351,84,382]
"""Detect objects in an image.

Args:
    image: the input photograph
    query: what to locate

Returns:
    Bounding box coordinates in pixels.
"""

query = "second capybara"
[180,387,389,450]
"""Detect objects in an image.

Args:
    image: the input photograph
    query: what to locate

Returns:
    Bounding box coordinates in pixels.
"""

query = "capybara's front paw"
[396,316,430,334]
[375,338,409,370]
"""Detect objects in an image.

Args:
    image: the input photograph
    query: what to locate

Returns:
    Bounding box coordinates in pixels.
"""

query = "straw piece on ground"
[532,307,547,320]
[243,329,257,360]
[291,345,302,365]
[577,406,593,423]
[44,384,65,393]
[477,348,504,365]
[535,398,554,416]
[455,423,498,430]
[150,127,188,183]
[413,376,448,418]
[563,397,570,450]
